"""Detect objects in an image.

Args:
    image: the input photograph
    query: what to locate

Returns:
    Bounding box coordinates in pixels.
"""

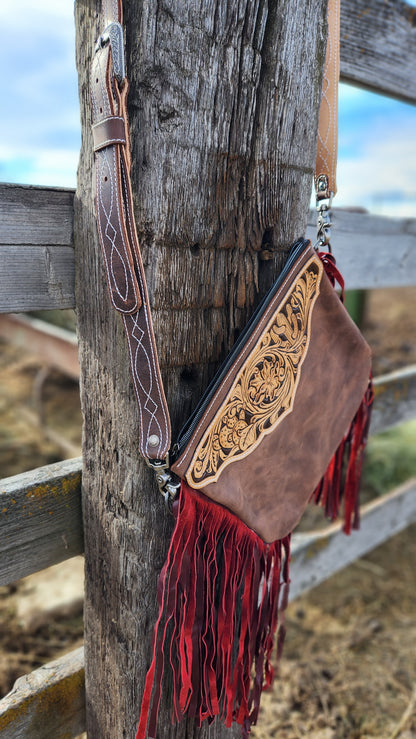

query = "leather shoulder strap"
[91,1,171,461]
[315,0,340,200]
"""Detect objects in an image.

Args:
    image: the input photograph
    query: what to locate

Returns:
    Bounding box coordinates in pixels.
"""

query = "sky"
[0,1,415,218]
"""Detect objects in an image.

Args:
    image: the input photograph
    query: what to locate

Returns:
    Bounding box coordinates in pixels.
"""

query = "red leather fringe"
[136,482,290,738]
[312,377,373,533]
[317,250,345,301]
[313,250,374,533]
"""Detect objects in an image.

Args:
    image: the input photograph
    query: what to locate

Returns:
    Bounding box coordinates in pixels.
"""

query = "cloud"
[0,1,75,29]
[0,0,80,187]
[0,147,79,189]
[337,111,416,217]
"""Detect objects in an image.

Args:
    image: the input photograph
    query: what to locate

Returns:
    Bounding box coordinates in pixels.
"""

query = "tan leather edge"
[315,0,340,197]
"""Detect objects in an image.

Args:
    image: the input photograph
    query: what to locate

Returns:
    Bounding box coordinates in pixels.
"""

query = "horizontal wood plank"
[0,184,75,312]
[290,477,416,600]
[1,184,416,313]
[306,208,416,289]
[0,458,83,586]
[0,314,79,380]
[0,244,75,312]
[0,183,74,246]
[341,0,416,104]
[0,647,85,739]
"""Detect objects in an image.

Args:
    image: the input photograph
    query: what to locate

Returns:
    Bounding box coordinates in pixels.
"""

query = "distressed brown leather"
[172,247,371,543]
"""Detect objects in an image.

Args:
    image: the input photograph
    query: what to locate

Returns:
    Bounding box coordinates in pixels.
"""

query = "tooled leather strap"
[315,0,340,200]
[91,0,171,461]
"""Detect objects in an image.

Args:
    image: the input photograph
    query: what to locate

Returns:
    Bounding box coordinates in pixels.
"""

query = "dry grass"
[252,522,416,739]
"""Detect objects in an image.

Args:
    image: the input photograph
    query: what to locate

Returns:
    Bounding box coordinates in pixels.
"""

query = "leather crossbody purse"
[91,1,372,736]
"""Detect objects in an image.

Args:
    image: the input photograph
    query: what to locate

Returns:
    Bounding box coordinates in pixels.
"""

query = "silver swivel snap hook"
[145,454,181,513]
[315,175,333,250]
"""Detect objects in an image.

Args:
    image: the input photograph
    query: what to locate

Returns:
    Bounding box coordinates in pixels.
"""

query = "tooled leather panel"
[192,272,371,544]
[185,256,323,488]
[171,245,318,480]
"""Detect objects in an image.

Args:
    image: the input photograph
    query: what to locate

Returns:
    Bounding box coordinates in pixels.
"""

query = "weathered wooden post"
[74,0,328,736]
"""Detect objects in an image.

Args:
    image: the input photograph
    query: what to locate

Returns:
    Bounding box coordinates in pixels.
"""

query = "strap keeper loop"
[92,116,127,152]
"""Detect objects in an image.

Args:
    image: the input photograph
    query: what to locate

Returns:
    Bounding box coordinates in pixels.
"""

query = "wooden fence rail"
[0,648,85,739]
[2,183,416,314]
[340,0,416,104]
[0,458,83,587]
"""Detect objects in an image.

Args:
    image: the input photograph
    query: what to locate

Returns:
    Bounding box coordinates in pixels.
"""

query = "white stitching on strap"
[120,163,171,457]
[95,137,126,149]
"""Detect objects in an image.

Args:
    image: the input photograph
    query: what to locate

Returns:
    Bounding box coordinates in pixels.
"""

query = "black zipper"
[172,237,310,461]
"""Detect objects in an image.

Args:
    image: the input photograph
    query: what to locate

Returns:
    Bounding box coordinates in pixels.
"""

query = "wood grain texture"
[0,458,83,586]
[0,647,85,739]
[0,183,73,246]
[0,245,75,312]
[0,314,79,380]
[75,0,327,737]
[290,477,416,600]
[0,184,75,312]
[340,0,416,104]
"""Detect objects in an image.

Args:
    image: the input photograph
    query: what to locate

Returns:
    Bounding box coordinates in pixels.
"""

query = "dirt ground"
[1,286,416,737]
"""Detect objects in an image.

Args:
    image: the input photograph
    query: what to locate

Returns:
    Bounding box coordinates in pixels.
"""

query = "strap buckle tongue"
[95,21,126,83]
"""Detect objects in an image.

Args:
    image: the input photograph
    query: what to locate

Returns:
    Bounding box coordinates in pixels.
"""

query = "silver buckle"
[95,22,126,83]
